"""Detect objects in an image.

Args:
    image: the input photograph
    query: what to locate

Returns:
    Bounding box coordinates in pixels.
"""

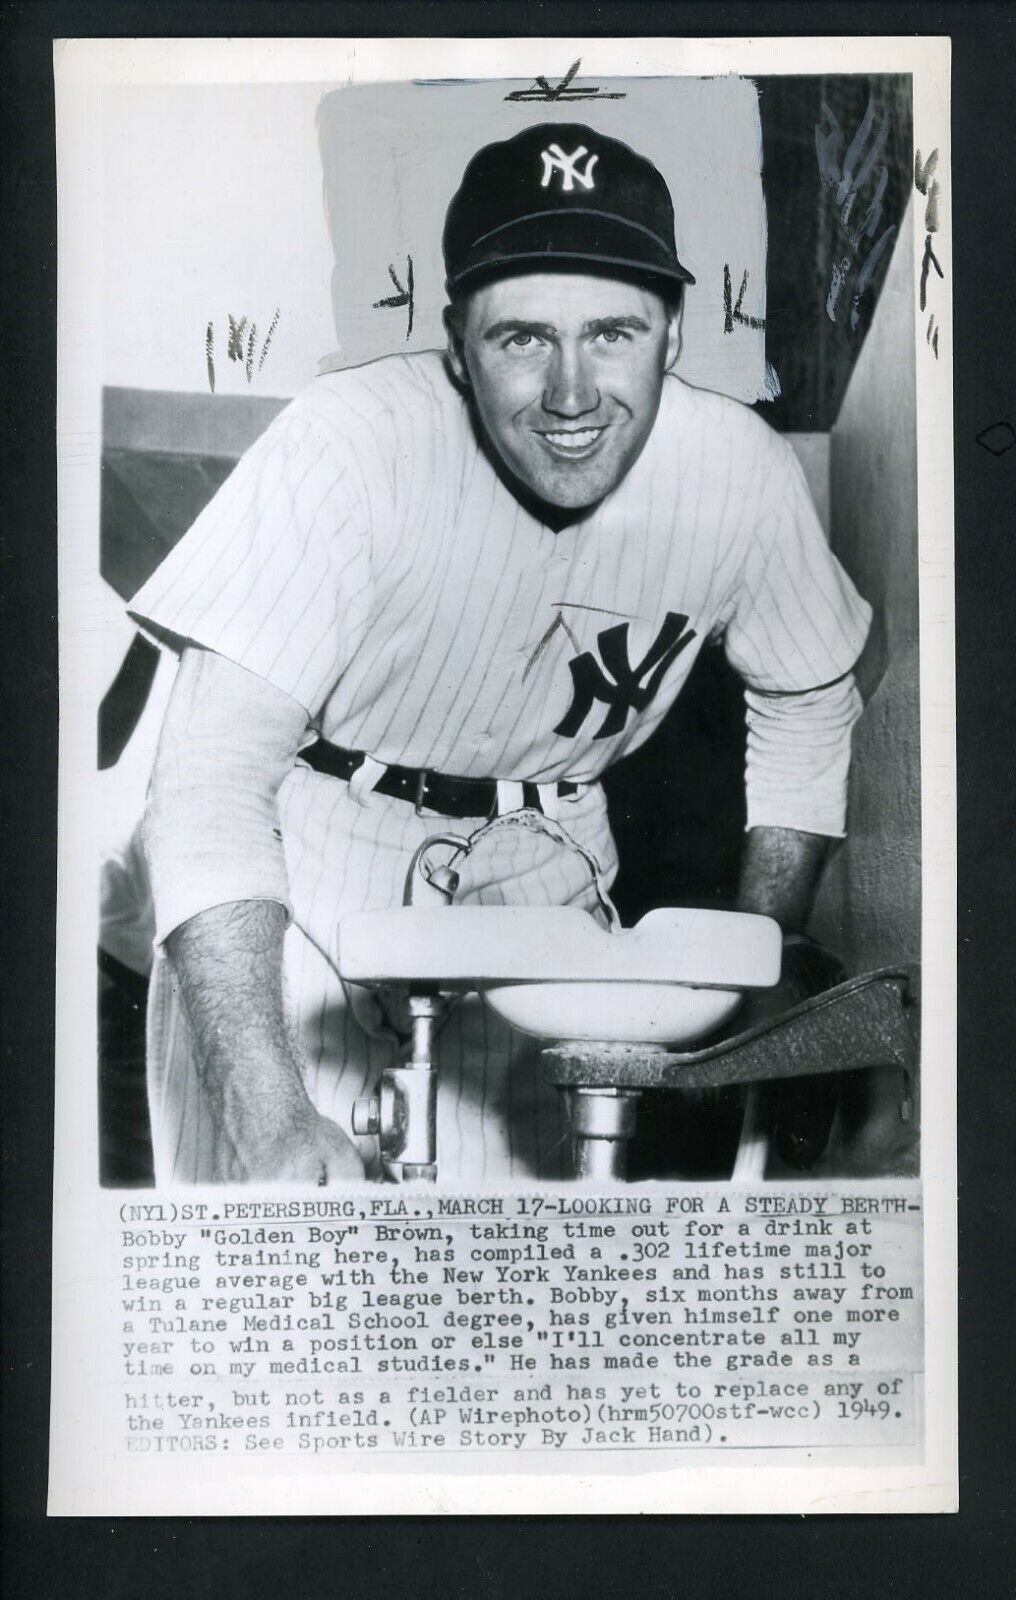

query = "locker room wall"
[809,206,921,973]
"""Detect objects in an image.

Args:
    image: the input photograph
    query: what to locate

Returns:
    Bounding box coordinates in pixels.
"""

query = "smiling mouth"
[537,426,607,458]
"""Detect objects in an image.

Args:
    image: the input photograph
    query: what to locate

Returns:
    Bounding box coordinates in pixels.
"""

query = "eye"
[596,327,628,345]
[505,331,539,349]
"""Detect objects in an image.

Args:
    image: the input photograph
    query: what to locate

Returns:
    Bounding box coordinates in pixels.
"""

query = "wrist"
[217,1050,317,1159]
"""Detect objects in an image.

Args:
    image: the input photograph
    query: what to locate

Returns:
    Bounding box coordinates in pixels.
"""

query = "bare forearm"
[166,901,309,1150]
[165,900,363,1181]
[736,826,829,934]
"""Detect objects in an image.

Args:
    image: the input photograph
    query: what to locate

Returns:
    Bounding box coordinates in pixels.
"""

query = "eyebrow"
[586,315,652,334]
[482,319,556,341]
[482,315,652,341]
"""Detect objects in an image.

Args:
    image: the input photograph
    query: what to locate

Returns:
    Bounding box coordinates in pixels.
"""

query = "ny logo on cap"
[539,143,599,192]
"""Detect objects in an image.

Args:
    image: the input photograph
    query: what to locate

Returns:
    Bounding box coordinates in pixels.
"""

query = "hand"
[237,1105,366,1185]
[737,935,847,1031]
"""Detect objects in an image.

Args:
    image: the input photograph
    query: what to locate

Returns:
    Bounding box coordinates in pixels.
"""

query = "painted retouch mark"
[914,148,941,229]
[522,611,581,681]
[505,59,626,104]
[914,149,944,359]
[523,600,639,683]
[723,265,765,333]
[553,601,634,620]
[373,256,415,340]
[204,308,280,393]
[815,96,897,331]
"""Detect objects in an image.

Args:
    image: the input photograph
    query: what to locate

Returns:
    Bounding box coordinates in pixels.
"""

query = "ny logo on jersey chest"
[554,611,697,740]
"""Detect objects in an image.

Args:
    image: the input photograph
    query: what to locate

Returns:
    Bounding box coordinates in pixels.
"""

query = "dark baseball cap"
[443,122,695,296]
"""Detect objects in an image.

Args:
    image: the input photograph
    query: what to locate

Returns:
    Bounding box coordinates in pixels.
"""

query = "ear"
[663,298,684,371]
[443,304,470,388]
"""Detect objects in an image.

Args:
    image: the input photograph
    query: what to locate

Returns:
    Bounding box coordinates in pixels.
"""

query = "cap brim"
[447,209,695,294]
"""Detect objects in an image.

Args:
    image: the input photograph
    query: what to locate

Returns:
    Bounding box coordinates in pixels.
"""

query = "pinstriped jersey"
[129,350,870,784]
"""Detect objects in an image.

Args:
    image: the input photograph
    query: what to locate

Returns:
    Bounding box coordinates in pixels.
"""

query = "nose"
[542,342,600,418]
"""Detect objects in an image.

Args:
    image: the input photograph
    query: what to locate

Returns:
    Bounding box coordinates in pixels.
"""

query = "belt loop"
[348,754,388,806]
[496,779,526,816]
[536,782,561,823]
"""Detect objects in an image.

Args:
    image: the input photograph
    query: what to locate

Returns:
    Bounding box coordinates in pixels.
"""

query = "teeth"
[543,428,602,450]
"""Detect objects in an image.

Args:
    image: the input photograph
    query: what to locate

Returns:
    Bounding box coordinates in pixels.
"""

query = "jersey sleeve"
[722,438,872,693]
[127,398,372,717]
[744,675,864,838]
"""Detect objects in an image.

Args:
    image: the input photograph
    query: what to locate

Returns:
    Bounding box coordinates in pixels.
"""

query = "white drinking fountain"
[336,830,918,1183]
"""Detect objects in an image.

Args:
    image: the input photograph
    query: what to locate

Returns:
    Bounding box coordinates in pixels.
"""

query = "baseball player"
[129,123,871,1185]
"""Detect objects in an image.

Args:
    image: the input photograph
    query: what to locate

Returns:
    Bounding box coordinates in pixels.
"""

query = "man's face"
[445,272,682,512]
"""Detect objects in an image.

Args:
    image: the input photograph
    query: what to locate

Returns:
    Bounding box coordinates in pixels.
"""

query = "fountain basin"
[337,905,782,1046]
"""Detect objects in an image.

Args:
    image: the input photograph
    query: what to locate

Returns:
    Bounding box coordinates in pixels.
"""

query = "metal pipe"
[352,992,443,1182]
[568,1087,641,1181]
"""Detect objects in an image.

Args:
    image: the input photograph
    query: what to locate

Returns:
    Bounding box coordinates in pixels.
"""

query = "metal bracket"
[544,967,919,1180]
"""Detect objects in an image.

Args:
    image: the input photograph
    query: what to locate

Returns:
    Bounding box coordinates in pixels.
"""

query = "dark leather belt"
[300,738,579,819]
